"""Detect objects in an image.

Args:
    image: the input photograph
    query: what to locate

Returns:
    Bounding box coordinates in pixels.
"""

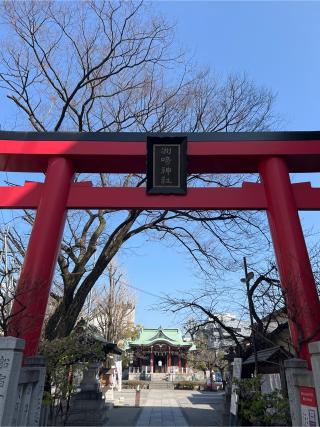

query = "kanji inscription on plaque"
[147,137,187,194]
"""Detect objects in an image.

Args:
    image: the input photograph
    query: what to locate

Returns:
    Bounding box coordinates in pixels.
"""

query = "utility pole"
[242,257,259,376]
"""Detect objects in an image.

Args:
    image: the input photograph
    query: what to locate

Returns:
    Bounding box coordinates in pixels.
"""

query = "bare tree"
[161,264,290,357]
[249,254,320,355]
[162,292,247,357]
[188,331,228,389]
[0,0,277,341]
[0,228,23,335]
[84,262,139,345]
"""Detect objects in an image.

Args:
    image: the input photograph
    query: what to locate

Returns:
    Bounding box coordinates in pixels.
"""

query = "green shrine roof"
[129,326,196,349]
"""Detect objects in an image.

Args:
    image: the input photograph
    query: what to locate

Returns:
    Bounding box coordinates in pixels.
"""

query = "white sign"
[230,392,239,416]
[233,358,242,381]
[115,361,122,392]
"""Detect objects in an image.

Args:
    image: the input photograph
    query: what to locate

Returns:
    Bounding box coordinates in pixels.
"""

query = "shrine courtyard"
[105,389,226,426]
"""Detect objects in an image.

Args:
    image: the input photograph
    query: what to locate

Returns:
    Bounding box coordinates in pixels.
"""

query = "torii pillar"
[8,157,74,357]
[260,157,320,365]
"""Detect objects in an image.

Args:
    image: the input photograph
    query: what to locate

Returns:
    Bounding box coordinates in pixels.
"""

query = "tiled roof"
[128,326,194,348]
[243,346,290,365]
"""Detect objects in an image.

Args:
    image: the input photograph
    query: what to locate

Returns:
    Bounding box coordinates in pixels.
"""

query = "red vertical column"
[259,157,320,365]
[8,157,74,357]
[178,352,182,372]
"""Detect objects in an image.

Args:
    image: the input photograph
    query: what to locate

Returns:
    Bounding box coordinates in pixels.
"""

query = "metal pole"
[243,257,258,376]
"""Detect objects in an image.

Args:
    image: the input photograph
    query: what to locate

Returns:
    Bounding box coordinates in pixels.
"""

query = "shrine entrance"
[1,130,320,367]
[127,327,191,374]
[154,355,166,373]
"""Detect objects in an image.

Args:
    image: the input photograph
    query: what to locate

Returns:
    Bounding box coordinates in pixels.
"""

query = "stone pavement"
[136,390,187,426]
[177,390,225,426]
[105,389,226,426]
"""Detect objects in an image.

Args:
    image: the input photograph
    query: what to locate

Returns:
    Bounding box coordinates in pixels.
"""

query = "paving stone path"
[106,389,225,426]
[136,390,188,426]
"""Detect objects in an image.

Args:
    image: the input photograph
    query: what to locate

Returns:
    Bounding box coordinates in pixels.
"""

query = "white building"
[200,313,251,350]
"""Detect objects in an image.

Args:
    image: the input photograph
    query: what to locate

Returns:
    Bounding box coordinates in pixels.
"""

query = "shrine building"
[128,327,196,374]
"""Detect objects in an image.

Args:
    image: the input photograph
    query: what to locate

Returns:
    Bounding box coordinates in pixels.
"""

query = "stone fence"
[129,366,194,375]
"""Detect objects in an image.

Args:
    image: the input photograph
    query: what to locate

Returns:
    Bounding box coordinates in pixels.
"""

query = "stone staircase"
[148,373,174,389]
[151,373,167,381]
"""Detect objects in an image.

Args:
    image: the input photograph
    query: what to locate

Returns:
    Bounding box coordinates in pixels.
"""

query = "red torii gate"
[1,130,320,366]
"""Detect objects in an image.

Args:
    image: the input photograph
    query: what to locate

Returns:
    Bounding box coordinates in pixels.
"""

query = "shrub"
[122,380,149,389]
[174,381,204,390]
[235,376,291,426]
[40,335,105,425]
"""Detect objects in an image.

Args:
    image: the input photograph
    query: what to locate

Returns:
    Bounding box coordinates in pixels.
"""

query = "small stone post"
[308,341,320,415]
[0,336,25,426]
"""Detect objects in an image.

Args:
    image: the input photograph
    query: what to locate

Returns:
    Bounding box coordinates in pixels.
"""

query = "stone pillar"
[24,356,47,426]
[308,341,320,415]
[150,347,154,373]
[284,358,312,426]
[0,337,25,426]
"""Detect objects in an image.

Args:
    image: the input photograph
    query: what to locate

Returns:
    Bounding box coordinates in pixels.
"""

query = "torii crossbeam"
[1,130,320,366]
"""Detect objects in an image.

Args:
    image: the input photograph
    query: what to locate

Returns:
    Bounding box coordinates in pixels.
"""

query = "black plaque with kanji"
[147,136,187,194]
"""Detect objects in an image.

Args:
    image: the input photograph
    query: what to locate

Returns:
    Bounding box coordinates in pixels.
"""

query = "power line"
[126,283,162,300]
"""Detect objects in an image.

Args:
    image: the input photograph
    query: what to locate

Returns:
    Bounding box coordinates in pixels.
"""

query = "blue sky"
[122,1,320,327]
[1,1,320,330]
[154,1,320,131]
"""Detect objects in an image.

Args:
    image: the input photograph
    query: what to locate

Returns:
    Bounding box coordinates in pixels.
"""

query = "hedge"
[173,381,205,390]
[122,380,149,389]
